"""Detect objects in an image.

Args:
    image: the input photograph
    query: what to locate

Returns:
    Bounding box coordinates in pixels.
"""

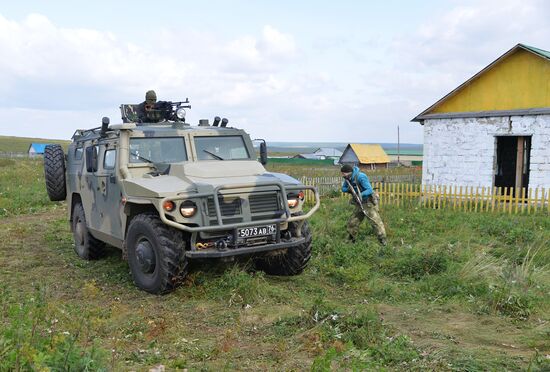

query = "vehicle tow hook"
[282,230,292,240]
[216,239,228,251]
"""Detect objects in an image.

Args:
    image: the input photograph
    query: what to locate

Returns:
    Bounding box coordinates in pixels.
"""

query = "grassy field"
[0,160,549,370]
[266,162,422,179]
[0,135,70,153]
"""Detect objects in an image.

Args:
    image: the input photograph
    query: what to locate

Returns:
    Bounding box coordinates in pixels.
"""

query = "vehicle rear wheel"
[72,202,105,260]
[126,213,188,294]
[255,216,312,276]
[43,144,66,201]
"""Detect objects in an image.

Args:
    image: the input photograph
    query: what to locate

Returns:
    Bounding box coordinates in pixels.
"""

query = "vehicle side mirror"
[260,142,267,165]
[86,146,98,172]
[253,138,268,165]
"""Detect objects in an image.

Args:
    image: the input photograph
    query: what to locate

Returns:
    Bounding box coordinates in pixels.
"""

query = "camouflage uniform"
[347,195,386,244]
[341,165,387,245]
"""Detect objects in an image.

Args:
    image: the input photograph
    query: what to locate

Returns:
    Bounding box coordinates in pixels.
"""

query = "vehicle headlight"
[180,200,197,217]
[288,198,299,208]
[176,108,186,120]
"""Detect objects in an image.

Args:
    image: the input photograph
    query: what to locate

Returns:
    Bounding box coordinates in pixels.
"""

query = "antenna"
[397,124,401,166]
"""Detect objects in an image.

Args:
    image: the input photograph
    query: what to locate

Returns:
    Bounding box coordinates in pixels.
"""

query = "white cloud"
[0,13,309,138]
[2,1,549,144]
[360,0,550,119]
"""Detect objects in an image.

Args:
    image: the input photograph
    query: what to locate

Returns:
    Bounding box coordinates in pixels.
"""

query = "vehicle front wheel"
[255,217,312,276]
[126,213,188,294]
[72,202,105,260]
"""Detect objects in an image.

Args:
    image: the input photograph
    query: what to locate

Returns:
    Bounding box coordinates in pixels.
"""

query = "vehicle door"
[88,141,124,240]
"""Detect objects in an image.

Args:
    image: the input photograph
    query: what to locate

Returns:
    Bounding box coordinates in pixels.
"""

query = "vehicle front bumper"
[157,181,320,233]
[185,236,306,258]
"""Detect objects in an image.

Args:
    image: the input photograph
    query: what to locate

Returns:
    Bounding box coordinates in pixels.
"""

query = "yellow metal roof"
[349,144,390,164]
[413,43,550,121]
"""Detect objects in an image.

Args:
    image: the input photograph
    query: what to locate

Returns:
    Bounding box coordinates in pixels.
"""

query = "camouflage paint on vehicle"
[65,116,320,258]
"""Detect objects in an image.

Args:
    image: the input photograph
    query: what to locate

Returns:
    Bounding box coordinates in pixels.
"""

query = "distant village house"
[413,43,550,193]
[27,143,49,157]
[294,147,343,163]
[339,144,390,170]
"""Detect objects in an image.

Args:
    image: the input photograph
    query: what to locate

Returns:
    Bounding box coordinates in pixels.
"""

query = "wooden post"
[533,187,539,213]
[398,183,401,207]
[527,187,532,214]
[543,187,547,213]
[454,185,458,210]
[479,186,486,212]
[491,187,498,212]
[420,184,428,207]
[514,186,520,214]
[509,187,514,214]
[516,137,524,190]
[474,187,479,212]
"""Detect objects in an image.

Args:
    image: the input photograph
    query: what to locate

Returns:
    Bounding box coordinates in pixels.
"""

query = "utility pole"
[397,125,400,166]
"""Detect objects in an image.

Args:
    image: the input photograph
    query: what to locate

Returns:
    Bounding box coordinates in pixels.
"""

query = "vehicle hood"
[123,161,301,198]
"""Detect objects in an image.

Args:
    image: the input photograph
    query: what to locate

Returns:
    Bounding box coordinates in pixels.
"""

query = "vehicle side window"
[75,145,83,160]
[104,149,116,170]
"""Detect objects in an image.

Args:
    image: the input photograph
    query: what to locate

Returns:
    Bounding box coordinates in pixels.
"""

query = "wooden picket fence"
[300,177,550,214]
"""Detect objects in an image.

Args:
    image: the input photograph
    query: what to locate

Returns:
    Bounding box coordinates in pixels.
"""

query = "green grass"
[0,159,549,370]
[0,135,70,153]
[0,159,62,217]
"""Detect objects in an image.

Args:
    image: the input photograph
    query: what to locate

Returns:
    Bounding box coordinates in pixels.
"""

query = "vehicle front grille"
[207,197,242,217]
[249,192,281,214]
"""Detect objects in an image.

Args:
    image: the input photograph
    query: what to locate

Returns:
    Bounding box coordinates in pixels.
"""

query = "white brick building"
[413,44,550,193]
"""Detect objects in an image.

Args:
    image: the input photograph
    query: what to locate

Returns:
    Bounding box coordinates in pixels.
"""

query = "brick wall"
[422,114,550,189]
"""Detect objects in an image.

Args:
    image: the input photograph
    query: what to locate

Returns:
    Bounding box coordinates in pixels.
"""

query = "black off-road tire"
[126,213,188,294]
[43,144,66,201]
[255,217,312,276]
[72,203,105,260]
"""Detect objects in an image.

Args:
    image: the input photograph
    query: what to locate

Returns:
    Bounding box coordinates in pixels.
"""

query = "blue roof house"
[28,143,49,156]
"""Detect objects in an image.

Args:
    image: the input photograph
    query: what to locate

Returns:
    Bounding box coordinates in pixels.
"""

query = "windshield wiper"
[203,150,224,160]
[130,151,156,164]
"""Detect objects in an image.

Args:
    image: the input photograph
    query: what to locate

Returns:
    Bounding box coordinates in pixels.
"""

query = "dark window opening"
[494,136,531,195]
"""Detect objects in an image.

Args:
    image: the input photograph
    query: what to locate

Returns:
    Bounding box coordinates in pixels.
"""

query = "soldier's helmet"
[145,90,157,104]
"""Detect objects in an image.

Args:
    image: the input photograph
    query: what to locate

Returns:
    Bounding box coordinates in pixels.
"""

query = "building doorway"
[494,136,531,194]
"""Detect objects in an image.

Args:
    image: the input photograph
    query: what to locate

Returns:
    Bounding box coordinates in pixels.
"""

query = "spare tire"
[44,144,67,201]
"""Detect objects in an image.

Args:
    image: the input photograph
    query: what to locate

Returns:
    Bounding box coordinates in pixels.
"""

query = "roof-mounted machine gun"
[120,98,192,124]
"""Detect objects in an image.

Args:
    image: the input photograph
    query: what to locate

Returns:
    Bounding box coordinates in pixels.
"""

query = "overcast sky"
[0,0,549,143]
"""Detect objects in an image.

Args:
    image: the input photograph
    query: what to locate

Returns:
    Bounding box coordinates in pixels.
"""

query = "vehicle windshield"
[194,136,250,160]
[129,137,188,163]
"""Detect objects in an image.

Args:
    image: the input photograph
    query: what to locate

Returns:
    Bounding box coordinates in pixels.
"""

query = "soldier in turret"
[136,90,161,123]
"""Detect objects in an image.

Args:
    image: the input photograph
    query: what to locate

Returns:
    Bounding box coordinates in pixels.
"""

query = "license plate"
[237,224,276,239]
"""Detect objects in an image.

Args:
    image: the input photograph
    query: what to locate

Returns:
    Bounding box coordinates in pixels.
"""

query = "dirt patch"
[378,303,537,361]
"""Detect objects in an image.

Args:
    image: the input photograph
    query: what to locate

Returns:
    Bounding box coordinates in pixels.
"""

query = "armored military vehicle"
[43,99,320,294]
